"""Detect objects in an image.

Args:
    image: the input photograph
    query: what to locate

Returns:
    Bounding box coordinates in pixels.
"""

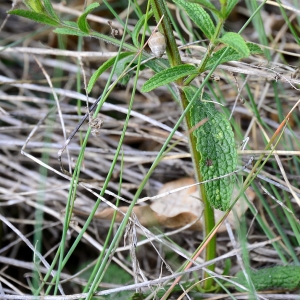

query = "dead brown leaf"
[83,178,255,232]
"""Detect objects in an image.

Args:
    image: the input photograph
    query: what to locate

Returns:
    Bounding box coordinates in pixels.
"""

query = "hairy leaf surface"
[173,0,215,39]
[183,86,237,211]
[234,266,300,291]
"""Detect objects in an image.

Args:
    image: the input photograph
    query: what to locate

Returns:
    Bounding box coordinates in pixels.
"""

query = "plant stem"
[184,19,224,86]
[151,0,182,68]
[151,0,218,291]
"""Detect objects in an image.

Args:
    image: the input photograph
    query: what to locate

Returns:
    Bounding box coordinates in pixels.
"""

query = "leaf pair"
[174,0,250,57]
[173,0,261,81]
[174,0,238,39]
[141,42,262,93]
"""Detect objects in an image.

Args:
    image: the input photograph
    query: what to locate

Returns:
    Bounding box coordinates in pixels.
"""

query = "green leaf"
[186,0,222,17]
[114,54,140,85]
[8,9,60,26]
[144,57,170,74]
[24,0,45,13]
[224,0,238,18]
[183,85,237,211]
[246,42,264,55]
[218,32,250,58]
[173,0,216,39]
[233,266,300,291]
[204,47,242,70]
[63,21,78,27]
[141,65,198,93]
[87,53,133,93]
[54,27,88,36]
[43,0,60,21]
[132,11,153,48]
[77,2,100,33]
[204,42,263,71]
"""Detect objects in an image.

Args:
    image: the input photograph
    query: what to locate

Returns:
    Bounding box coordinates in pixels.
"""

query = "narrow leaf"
[43,0,60,21]
[218,32,250,57]
[183,86,237,211]
[63,21,78,27]
[54,27,88,36]
[24,0,45,13]
[132,11,153,48]
[8,9,60,26]
[173,0,215,39]
[87,53,133,93]
[141,65,198,93]
[224,0,239,18]
[77,2,100,33]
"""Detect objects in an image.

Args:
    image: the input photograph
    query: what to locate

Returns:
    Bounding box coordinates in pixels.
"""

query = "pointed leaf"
[132,11,153,48]
[77,2,100,33]
[43,0,60,21]
[183,86,237,211]
[246,42,264,55]
[173,0,215,39]
[141,65,198,93]
[218,32,250,57]
[24,0,45,13]
[87,52,133,93]
[8,9,60,26]
[224,0,238,18]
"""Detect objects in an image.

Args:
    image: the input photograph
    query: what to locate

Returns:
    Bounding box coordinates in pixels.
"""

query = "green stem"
[150,0,182,68]
[151,0,218,291]
[184,19,224,86]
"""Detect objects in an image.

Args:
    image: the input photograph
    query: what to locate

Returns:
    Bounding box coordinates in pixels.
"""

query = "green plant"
[8,0,269,297]
[233,266,300,291]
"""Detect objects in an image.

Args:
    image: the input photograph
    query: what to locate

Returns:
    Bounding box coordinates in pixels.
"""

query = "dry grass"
[0,0,300,299]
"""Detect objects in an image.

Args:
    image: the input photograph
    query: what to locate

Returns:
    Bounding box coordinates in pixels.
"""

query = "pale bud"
[148,32,166,57]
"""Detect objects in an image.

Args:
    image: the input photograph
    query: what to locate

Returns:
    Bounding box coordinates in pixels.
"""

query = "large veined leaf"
[183,85,237,211]
[173,0,216,39]
[233,266,300,292]
[186,0,221,17]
